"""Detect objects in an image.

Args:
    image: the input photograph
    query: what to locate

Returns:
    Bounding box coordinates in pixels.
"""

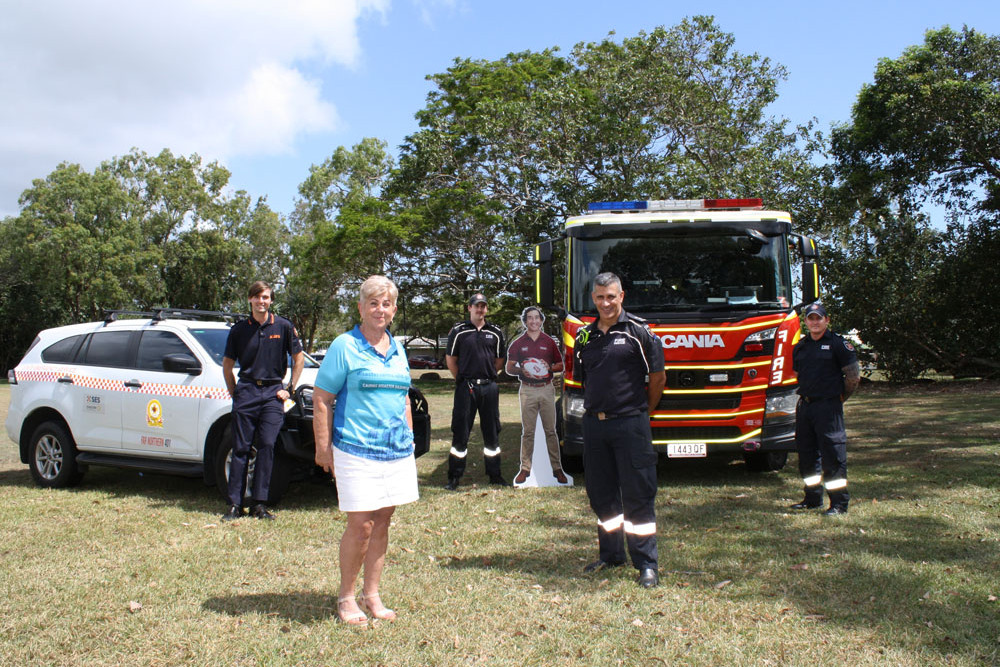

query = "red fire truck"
[533,198,820,471]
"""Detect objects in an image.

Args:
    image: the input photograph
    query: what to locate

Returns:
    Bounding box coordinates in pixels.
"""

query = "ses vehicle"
[5,309,431,500]
[533,198,819,471]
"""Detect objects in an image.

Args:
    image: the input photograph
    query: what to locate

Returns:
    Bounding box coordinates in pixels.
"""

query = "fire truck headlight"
[565,395,586,420]
[765,390,798,419]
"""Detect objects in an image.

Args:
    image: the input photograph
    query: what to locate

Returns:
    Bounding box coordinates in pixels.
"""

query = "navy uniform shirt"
[447,320,506,381]
[224,313,303,382]
[574,309,665,414]
[792,329,857,399]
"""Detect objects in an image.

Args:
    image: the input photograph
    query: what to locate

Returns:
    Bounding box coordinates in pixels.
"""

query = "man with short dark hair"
[574,272,666,588]
[221,281,304,521]
[506,306,566,485]
[444,293,507,489]
[790,302,860,516]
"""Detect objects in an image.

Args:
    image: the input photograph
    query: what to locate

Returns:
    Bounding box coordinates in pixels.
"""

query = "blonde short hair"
[358,275,398,305]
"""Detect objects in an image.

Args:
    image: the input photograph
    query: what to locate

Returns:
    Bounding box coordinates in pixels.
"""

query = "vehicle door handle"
[124,380,142,389]
[57,377,74,384]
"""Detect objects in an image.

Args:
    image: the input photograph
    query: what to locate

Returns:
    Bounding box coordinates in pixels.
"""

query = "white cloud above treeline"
[0,0,388,215]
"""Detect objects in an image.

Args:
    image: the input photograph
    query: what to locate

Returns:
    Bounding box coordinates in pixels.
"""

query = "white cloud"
[0,0,388,216]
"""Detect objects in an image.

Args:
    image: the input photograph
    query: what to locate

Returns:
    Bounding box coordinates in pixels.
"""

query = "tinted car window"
[41,335,85,363]
[188,328,229,365]
[136,331,194,371]
[80,331,133,367]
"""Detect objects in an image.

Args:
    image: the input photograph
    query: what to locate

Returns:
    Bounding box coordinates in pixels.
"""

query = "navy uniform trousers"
[449,380,502,480]
[795,397,849,509]
[583,413,658,570]
[228,381,284,506]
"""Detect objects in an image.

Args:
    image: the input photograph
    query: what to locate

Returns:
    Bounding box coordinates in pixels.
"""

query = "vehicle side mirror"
[163,353,202,375]
[800,261,820,307]
[534,241,554,307]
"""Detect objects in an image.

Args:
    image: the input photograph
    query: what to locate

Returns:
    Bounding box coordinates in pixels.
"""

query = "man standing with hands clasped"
[221,281,304,521]
[574,272,666,589]
[506,306,567,486]
[790,302,860,516]
[444,293,508,490]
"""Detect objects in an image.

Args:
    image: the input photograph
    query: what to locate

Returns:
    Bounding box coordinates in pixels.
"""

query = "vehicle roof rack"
[102,309,247,326]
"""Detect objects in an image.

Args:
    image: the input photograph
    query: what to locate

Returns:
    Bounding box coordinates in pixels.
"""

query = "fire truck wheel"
[742,451,788,472]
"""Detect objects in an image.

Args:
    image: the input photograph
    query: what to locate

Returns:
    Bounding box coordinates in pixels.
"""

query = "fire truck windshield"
[570,231,792,315]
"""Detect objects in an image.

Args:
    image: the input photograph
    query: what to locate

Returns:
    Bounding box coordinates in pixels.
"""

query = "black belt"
[800,395,837,403]
[521,381,551,387]
[241,379,282,387]
[586,409,643,421]
[463,378,494,386]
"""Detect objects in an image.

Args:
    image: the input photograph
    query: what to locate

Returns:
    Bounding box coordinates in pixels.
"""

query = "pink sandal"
[337,596,368,626]
[359,593,397,621]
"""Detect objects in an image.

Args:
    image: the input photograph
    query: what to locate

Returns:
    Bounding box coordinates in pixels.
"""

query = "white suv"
[5,309,430,501]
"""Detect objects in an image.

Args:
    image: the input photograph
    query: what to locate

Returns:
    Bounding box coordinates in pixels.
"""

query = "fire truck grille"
[656,395,741,411]
[650,426,744,440]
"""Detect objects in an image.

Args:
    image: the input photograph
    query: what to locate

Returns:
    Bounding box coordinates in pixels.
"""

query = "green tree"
[0,150,287,370]
[829,25,1000,379]
[391,16,827,326]
[287,139,413,350]
[832,26,1000,216]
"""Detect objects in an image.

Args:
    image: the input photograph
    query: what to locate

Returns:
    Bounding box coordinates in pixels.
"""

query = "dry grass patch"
[1,381,998,665]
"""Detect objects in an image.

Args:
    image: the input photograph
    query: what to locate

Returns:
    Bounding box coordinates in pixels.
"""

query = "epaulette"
[626,313,648,324]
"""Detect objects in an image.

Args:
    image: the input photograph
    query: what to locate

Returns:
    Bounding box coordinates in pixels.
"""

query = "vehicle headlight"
[765,390,798,418]
[565,395,585,419]
[744,327,777,343]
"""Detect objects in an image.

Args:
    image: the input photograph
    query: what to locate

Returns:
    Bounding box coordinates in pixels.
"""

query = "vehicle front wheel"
[743,451,788,472]
[214,428,290,504]
[28,421,84,488]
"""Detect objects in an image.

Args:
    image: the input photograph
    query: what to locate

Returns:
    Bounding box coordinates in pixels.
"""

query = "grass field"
[1,379,998,666]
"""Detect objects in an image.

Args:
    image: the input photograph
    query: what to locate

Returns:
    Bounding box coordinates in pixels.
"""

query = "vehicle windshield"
[188,327,319,368]
[570,231,791,315]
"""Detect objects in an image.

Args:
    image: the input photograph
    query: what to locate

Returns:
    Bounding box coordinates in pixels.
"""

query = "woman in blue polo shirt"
[312,275,416,626]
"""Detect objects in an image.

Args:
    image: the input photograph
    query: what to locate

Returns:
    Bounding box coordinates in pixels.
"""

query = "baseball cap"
[803,302,828,318]
[468,293,488,306]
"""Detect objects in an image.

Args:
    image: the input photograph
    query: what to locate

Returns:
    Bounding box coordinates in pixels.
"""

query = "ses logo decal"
[146,399,164,428]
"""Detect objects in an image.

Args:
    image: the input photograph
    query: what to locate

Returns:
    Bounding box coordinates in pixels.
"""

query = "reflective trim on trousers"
[625,521,657,537]
[598,514,625,532]
[803,474,823,487]
[825,478,848,490]
[483,447,501,457]
[449,447,467,458]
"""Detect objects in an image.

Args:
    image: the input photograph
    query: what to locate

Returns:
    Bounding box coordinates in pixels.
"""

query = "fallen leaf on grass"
[202,524,217,529]
[790,563,809,571]
[128,601,142,613]
[632,619,644,627]
[988,595,997,602]
[400,546,414,553]
[803,614,826,621]
[714,580,732,589]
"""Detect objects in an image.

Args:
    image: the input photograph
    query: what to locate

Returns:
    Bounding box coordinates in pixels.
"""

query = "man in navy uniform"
[444,293,508,489]
[790,302,860,516]
[221,280,304,521]
[574,272,666,588]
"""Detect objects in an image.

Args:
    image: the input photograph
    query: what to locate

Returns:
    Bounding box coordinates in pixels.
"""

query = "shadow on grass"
[202,591,336,622]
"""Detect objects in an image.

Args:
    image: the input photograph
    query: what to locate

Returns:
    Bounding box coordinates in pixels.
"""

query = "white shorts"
[333,448,419,512]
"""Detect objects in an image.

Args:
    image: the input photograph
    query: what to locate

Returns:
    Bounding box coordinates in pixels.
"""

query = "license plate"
[667,442,707,458]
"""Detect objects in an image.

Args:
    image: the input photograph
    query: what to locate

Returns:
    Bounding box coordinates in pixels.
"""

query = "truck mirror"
[534,241,554,307]
[792,233,819,260]
[801,261,820,305]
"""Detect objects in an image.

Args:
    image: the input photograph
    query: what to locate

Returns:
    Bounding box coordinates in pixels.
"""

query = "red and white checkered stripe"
[16,364,231,400]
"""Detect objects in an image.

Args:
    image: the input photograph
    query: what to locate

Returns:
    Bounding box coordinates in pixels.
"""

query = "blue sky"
[2,1,998,221]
